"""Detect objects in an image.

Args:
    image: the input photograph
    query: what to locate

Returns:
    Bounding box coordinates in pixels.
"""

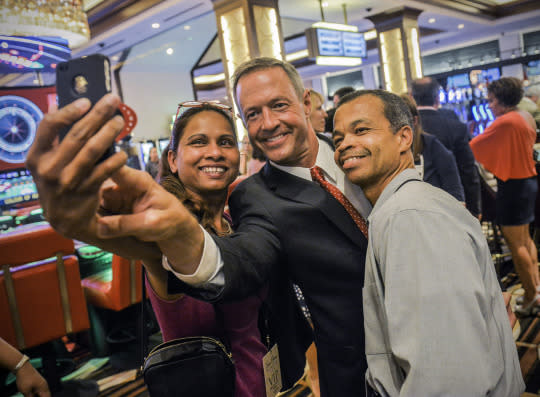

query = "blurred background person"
[325,86,355,132]
[308,89,329,137]
[518,84,540,129]
[240,135,265,176]
[401,94,465,203]
[470,77,539,317]
[411,77,481,219]
[144,146,160,180]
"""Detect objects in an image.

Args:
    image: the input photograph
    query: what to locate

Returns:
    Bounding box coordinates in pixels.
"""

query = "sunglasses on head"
[174,100,233,123]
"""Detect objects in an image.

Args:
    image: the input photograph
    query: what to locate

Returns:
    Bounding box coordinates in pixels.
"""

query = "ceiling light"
[363,29,377,40]
[428,18,436,24]
[152,23,160,29]
[166,48,174,55]
[193,73,225,84]
[312,22,358,32]
[184,25,191,30]
[322,1,329,6]
[0,0,90,48]
[285,49,309,62]
[1,42,7,49]
[458,24,464,29]
[315,56,362,66]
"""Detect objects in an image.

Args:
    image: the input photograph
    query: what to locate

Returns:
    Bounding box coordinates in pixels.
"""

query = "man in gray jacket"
[332,89,524,396]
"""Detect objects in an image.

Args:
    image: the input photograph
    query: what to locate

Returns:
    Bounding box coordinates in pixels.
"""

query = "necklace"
[214,218,233,237]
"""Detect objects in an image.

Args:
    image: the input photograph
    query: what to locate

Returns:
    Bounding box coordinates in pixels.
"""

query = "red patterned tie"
[310,166,368,238]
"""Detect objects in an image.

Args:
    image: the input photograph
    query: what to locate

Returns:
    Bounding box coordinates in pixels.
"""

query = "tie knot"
[310,166,325,183]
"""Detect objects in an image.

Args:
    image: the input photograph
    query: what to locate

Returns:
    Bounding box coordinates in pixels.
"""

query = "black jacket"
[419,108,482,216]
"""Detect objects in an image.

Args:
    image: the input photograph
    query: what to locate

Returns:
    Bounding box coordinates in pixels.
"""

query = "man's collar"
[369,169,420,219]
[269,137,337,182]
[417,105,438,111]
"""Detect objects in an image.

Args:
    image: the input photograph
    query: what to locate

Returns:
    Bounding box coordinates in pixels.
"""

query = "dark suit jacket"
[172,161,369,396]
[421,133,465,202]
[419,108,481,216]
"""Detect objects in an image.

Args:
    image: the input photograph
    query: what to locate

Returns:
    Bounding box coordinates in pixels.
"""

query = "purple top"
[146,278,267,397]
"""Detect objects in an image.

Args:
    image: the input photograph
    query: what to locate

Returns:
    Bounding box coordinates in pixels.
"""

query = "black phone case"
[56,54,115,160]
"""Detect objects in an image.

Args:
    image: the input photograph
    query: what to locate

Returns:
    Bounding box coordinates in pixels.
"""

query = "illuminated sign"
[306,27,366,66]
[0,36,71,73]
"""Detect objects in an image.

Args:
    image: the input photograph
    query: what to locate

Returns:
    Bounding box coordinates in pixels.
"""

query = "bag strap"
[141,266,148,364]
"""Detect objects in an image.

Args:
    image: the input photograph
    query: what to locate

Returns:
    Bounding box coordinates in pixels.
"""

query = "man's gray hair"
[231,57,305,110]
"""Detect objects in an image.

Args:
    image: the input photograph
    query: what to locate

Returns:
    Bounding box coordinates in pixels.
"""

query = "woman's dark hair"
[487,77,524,108]
[158,104,237,232]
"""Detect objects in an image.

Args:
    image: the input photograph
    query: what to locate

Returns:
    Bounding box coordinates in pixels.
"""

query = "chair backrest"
[0,222,74,266]
[0,223,89,349]
[110,254,143,311]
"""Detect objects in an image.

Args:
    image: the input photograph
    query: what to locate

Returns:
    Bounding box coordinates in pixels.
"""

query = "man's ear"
[167,150,178,173]
[398,126,414,153]
[303,89,312,116]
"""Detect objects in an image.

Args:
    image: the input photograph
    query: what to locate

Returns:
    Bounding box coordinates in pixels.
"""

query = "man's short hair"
[333,86,355,99]
[411,77,440,107]
[337,90,413,134]
[231,57,304,109]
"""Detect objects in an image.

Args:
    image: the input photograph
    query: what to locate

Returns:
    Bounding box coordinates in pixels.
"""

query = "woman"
[240,135,265,176]
[143,102,267,396]
[309,89,329,135]
[400,94,465,202]
[470,77,539,316]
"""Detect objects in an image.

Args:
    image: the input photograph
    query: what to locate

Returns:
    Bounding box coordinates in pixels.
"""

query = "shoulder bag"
[140,269,235,397]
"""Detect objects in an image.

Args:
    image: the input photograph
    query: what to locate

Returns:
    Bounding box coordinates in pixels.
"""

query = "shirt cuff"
[162,225,221,286]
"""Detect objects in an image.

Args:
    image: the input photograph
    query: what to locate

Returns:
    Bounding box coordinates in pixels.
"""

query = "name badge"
[263,344,282,397]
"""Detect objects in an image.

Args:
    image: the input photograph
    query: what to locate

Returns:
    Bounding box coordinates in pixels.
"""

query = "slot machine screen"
[482,68,500,84]
[446,73,470,89]
[0,167,39,212]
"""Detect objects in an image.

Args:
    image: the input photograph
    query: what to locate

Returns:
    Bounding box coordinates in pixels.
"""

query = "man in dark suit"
[27,58,371,396]
[325,86,355,132]
[411,77,482,218]
[162,58,371,396]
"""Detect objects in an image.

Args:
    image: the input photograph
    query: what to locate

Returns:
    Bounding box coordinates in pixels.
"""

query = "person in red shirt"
[470,77,539,316]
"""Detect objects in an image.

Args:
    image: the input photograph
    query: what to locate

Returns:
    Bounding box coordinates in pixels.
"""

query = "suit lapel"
[261,163,367,248]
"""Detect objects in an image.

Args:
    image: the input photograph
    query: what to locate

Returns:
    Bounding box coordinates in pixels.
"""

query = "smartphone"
[56,54,115,160]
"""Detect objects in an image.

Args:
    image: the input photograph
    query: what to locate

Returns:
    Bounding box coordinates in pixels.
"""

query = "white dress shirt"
[163,137,371,286]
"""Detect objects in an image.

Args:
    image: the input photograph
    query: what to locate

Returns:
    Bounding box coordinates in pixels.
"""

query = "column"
[368,7,423,94]
[212,0,285,126]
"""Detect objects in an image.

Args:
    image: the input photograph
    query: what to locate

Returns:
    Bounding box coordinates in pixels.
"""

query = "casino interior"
[1,0,540,396]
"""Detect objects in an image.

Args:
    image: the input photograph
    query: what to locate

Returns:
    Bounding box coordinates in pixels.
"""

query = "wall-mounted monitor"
[306,27,366,65]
